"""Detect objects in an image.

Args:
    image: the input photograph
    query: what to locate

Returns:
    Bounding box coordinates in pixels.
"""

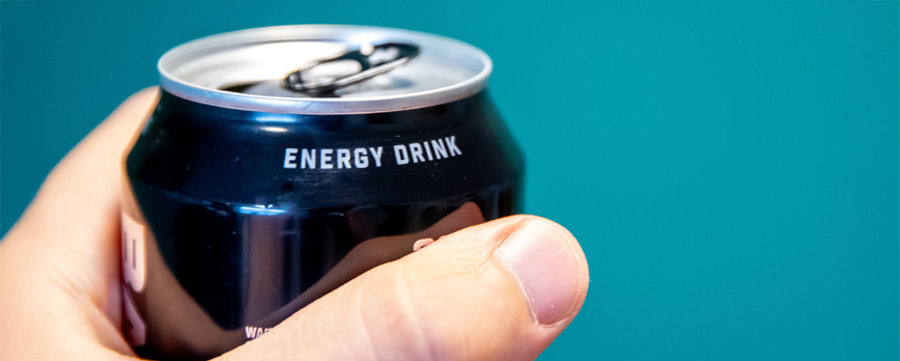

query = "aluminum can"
[120,25,523,360]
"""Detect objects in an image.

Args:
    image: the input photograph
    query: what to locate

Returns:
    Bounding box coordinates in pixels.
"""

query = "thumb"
[218,215,590,361]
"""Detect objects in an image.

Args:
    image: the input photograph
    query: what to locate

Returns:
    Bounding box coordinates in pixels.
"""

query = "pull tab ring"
[283,42,420,95]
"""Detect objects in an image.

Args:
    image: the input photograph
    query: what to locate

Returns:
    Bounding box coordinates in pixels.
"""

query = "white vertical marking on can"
[121,212,146,292]
[123,291,146,346]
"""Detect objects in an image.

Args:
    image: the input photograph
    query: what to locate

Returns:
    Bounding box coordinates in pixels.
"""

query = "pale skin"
[0,88,590,360]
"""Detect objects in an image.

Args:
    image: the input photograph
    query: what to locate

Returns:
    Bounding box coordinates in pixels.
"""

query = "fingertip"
[108,87,159,122]
[493,216,590,326]
[129,86,159,103]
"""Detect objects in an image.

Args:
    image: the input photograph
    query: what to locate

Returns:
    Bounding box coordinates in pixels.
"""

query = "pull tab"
[283,42,420,95]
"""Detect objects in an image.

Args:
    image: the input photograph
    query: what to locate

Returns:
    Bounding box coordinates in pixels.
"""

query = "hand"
[0,88,590,361]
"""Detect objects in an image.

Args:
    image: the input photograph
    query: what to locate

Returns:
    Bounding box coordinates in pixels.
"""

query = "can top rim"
[158,25,493,115]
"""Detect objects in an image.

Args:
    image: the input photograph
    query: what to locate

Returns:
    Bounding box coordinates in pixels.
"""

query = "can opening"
[158,25,492,114]
[221,42,420,98]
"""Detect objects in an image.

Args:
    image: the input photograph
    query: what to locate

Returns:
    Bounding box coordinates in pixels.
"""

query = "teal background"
[2,0,898,360]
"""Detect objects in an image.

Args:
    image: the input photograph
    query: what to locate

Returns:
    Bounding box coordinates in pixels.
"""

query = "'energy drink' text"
[283,135,463,169]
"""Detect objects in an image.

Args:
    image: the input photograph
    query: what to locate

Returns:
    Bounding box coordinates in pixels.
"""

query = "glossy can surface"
[121,25,523,360]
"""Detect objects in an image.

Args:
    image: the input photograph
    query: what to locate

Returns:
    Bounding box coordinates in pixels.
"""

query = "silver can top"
[158,25,492,114]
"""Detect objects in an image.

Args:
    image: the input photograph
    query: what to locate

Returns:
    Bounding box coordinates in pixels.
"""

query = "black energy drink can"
[120,25,523,360]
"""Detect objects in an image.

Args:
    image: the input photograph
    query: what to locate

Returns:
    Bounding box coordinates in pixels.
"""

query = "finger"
[219,215,590,361]
[6,87,158,307]
[1,88,157,360]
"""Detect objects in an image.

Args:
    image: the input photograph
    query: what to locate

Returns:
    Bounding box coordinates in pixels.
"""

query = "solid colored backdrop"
[1,0,898,360]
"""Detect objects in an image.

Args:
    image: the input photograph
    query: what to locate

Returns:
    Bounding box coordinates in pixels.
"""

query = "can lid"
[158,25,492,114]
